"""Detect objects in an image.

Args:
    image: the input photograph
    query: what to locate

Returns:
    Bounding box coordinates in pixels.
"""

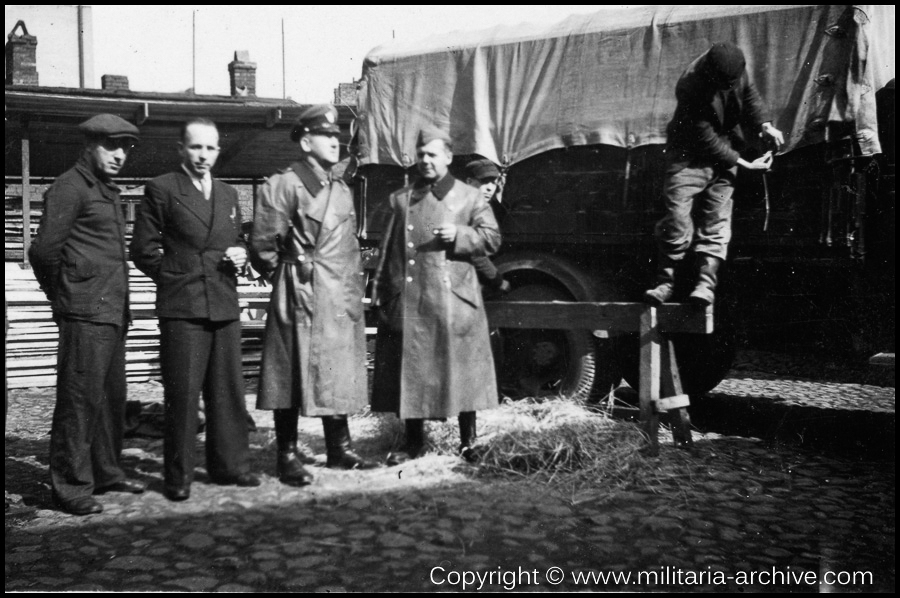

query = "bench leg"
[639,307,660,456]
[661,339,693,448]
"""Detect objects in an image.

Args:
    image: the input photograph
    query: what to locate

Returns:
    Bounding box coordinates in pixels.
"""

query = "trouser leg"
[91,322,128,488]
[50,318,126,501]
[160,318,209,491]
[203,319,250,479]
[692,166,736,261]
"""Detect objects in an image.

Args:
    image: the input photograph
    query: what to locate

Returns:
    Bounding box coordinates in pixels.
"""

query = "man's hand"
[739,151,774,171]
[223,246,248,269]
[761,122,784,149]
[434,224,458,244]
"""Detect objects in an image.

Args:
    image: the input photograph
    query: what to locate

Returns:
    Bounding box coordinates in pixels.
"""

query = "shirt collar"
[180,164,211,189]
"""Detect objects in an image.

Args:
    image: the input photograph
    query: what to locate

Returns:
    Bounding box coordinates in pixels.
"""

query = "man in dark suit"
[131,118,259,501]
[29,114,147,516]
[645,42,784,306]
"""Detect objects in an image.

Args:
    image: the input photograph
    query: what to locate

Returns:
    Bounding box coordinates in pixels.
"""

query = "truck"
[350,5,895,399]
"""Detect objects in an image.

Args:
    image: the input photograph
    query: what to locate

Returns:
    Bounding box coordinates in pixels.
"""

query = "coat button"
[407,242,414,248]
[408,259,415,266]
[406,276,413,283]
[407,224,414,231]
[299,255,306,262]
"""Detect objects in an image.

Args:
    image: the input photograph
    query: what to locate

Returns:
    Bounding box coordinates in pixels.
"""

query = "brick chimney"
[101,74,129,91]
[228,50,256,98]
[333,80,358,106]
[5,20,38,86]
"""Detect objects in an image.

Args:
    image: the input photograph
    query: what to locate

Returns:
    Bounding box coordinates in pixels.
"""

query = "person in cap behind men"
[371,126,501,465]
[465,158,510,295]
[29,114,147,515]
[131,118,260,501]
[645,42,783,307]
[250,104,376,487]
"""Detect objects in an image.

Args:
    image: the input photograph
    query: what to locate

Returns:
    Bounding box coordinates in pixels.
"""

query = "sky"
[88,5,639,103]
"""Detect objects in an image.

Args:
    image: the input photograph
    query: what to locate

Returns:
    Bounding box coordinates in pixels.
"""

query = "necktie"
[201,176,211,200]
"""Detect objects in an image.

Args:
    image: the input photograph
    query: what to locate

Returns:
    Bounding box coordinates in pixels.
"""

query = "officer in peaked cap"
[290,104,341,142]
[251,103,377,487]
[29,114,146,515]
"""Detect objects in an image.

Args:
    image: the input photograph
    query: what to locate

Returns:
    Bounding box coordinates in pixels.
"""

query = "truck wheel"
[494,284,596,401]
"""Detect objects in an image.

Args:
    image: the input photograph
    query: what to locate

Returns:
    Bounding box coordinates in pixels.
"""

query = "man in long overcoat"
[251,104,375,487]
[131,118,259,501]
[29,114,147,515]
[372,126,501,465]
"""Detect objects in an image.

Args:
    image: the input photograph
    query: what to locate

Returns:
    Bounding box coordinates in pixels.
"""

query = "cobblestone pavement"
[5,351,895,592]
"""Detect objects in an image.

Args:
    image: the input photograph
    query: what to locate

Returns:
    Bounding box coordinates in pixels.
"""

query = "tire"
[494,284,597,400]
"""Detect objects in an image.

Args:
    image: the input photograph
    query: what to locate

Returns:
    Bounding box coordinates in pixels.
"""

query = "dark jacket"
[665,51,769,167]
[28,157,129,324]
[130,171,244,321]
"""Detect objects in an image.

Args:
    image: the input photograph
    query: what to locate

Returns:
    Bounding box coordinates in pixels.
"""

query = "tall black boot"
[689,254,722,306]
[273,408,314,486]
[386,419,425,466]
[458,411,480,463]
[322,416,378,470]
[644,252,682,305]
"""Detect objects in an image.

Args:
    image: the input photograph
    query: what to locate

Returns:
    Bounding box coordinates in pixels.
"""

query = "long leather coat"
[29,157,129,324]
[371,175,501,418]
[250,160,368,415]
[130,171,245,322]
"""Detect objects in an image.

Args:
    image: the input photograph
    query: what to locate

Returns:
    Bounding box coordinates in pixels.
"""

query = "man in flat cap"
[372,126,501,464]
[645,42,784,306]
[250,104,376,487]
[131,117,260,501]
[465,158,510,295]
[29,113,147,515]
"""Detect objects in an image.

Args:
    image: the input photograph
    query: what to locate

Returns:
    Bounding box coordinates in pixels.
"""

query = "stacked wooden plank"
[6,262,272,389]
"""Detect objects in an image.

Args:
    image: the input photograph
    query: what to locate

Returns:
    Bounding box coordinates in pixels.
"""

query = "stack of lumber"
[5,262,272,389]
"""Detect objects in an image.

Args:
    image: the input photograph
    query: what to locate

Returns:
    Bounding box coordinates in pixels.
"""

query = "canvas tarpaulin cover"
[358,5,895,167]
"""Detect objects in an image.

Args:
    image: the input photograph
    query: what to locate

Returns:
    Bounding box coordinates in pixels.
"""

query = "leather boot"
[644,253,682,305]
[386,419,425,466]
[322,416,378,470]
[689,254,722,306]
[458,411,481,463]
[274,408,317,464]
[274,408,314,487]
